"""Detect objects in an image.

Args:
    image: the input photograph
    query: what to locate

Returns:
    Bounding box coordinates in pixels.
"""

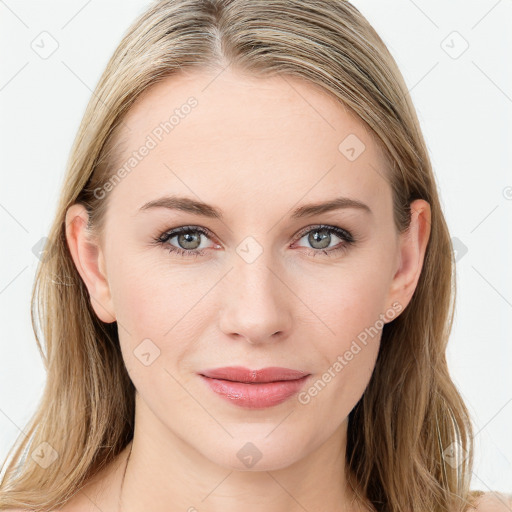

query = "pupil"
[179,231,200,249]
[309,229,330,249]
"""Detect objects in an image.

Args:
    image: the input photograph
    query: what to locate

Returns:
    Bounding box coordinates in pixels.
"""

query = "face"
[66,67,429,472]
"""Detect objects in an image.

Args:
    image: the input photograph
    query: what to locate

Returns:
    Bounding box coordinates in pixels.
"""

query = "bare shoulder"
[1,477,115,512]
[468,491,512,511]
[2,445,131,512]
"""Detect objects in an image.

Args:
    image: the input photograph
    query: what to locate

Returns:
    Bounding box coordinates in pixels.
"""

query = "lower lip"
[199,374,310,409]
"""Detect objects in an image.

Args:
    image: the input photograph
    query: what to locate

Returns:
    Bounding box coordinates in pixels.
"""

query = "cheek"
[108,251,210,335]
[291,252,392,405]
[294,278,385,424]
[109,261,201,414]
[295,254,391,344]
[108,255,219,379]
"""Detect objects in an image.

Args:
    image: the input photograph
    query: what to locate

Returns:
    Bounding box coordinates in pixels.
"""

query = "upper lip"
[199,366,309,383]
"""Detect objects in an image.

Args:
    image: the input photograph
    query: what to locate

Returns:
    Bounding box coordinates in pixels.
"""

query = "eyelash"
[153,224,356,259]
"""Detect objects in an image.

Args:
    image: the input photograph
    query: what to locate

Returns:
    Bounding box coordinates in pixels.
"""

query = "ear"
[65,203,116,323]
[386,199,431,314]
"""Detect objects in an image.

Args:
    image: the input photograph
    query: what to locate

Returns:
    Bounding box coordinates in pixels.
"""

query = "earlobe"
[64,203,116,323]
[387,199,431,314]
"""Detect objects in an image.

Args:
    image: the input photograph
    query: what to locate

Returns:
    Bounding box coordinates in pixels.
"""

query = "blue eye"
[155,226,217,258]
[292,225,355,257]
[153,224,355,258]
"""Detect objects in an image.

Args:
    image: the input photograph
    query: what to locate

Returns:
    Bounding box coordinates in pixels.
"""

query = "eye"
[154,226,219,258]
[292,225,355,257]
[153,224,356,259]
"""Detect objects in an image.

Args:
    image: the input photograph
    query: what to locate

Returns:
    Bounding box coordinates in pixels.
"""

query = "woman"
[0,0,509,510]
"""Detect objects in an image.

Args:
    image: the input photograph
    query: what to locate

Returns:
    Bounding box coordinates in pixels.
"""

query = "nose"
[218,251,292,345]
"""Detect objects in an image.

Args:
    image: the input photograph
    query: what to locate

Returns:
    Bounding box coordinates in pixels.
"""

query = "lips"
[199,366,309,383]
[198,366,311,409]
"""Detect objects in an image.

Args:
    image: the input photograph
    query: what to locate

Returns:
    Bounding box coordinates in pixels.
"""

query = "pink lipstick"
[198,366,310,409]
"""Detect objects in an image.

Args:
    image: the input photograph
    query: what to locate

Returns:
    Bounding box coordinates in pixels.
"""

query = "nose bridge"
[218,239,291,344]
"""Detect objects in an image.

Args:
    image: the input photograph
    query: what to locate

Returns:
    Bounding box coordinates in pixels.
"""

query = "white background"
[1,0,511,495]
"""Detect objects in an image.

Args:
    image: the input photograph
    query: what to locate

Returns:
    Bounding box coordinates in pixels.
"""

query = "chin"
[201,431,309,472]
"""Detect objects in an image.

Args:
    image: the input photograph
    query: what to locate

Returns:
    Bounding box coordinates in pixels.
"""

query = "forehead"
[106,68,391,220]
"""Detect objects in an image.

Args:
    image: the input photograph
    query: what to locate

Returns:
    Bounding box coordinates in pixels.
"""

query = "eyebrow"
[138,195,372,219]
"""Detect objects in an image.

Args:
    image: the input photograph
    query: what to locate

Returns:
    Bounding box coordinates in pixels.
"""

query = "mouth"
[198,366,311,409]
[199,366,309,383]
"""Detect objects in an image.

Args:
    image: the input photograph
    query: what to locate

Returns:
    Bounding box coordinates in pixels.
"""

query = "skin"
[63,68,431,512]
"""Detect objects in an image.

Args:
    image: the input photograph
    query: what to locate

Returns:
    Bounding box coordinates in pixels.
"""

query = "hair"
[0,1,485,510]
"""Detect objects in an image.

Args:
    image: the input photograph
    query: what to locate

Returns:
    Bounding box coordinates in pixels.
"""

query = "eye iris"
[166,227,343,253]
[308,229,331,249]
[178,231,201,250]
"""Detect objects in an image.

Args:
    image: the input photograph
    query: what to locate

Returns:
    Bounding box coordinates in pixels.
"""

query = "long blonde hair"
[0,1,482,510]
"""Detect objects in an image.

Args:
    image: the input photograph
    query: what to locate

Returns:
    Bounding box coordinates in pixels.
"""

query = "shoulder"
[468,491,512,511]
[2,444,132,512]
[1,509,67,512]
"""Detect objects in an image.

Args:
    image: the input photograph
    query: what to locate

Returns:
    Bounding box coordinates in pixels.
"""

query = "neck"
[117,396,369,512]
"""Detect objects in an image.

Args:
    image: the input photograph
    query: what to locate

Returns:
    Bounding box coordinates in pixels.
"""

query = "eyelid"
[158,225,216,243]
[292,224,354,244]
[158,224,353,245]
[155,223,356,258]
